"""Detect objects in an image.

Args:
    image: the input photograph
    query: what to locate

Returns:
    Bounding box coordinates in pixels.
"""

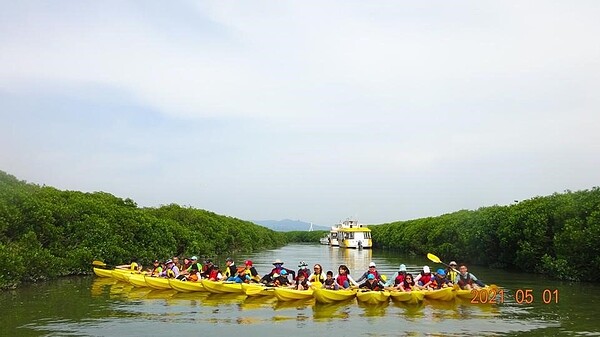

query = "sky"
[1,1,600,226]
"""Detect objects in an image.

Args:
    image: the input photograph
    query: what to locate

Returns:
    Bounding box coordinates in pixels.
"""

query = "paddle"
[426,253,458,272]
[92,260,109,268]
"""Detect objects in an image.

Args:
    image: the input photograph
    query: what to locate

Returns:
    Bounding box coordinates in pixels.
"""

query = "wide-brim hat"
[273,259,284,265]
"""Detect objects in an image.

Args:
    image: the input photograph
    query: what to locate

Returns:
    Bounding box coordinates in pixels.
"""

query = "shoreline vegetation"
[1,170,599,288]
[0,171,286,289]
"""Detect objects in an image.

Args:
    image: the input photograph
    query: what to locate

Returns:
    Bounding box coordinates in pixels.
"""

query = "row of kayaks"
[95,267,484,305]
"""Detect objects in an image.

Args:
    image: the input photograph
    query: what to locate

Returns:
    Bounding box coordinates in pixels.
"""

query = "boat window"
[348,233,354,239]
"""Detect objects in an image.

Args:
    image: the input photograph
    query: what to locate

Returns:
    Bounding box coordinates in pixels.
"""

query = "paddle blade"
[380,274,388,282]
[427,253,442,264]
[92,260,107,267]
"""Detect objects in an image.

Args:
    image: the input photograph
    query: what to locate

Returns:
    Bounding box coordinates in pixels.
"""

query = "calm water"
[2,244,599,336]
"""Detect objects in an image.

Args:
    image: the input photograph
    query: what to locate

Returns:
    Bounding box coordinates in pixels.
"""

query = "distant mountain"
[252,219,330,232]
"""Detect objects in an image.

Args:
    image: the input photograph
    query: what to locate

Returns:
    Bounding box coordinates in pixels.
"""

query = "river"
[1,243,598,336]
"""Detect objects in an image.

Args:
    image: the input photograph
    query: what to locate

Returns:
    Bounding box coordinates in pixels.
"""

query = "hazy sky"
[2,1,599,225]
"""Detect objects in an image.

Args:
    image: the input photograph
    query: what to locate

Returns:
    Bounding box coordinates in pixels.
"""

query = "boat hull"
[241,283,275,296]
[313,288,356,304]
[127,274,148,287]
[423,287,455,301]
[201,280,243,294]
[356,290,390,304]
[274,288,314,301]
[93,267,113,278]
[144,276,172,290]
[390,290,424,303]
[169,279,205,292]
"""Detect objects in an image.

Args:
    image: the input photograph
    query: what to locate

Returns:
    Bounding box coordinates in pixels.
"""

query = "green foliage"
[284,230,328,243]
[371,188,600,281]
[0,171,286,289]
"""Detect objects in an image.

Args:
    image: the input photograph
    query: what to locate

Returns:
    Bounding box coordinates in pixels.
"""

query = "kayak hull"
[241,283,275,296]
[201,280,243,294]
[356,290,390,304]
[274,287,314,301]
[313,288,356,304]
[390,290,424,303]
[423,287,455,301]
[93,267,113,278]
[127,274,148,287]
[169,279,205,292]
[144,276,172,290]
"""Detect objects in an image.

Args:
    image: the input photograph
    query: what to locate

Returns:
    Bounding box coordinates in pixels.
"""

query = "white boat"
[337,219,372,249]
[319,236,330,245]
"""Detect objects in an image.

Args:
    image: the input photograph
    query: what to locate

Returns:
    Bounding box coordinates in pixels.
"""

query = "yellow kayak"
[200,280,243,294]
[168,279,205,292]
[127,274,148,287]
[313,288,356,304]
[241,283,275,296]
[144,276,172,290]
[455,285,497,300]
[389,290,424,304]
[93,267,113,278]
[355,290,390,304]
[111,269,135,282]
[423,287,455,301]
[274,287,314,301]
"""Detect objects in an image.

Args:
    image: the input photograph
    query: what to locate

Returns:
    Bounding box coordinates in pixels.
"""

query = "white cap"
[423,266,430,273]
[369,262,376,267]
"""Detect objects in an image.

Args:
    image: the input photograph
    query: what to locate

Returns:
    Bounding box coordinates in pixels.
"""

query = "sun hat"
[298,261,308,267]
[423,266,430,273]
[449,261,457,266]
[399,264,407,272]
[166,259,173,264]
[369,262,376,267]
[273,259,284,265]
[191,256,198,260]
[437,268,446,276]
[367,274,375,280]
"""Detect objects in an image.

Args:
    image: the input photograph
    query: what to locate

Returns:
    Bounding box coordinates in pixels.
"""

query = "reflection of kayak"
[127,274,148,287]
[200,280,243,294]
[93,267,113,278]
[169,279,205,292]
[144,276,172,290]
[241,283,274,296]
[423,287,455,301]
[274,287,314,301]
[313,288,356,304]
[389,290,424,303]
[356,290,390,304]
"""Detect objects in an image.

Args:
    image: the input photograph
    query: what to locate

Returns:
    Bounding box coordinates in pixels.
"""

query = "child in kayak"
[431,269,453,289]
[334,265,358,289]
[296,261,310,282]
[356,262,382,283]
[272,269,292,287]
[323,270,339,290]
[359,274,384,291]
[295,273,310,290]
[414,266,434,289]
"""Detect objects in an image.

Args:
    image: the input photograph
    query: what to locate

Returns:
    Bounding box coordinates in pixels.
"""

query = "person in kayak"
[206,264,222,281]
[323,270,339,290]
[446,261,459,284]
[431,269,453,289]
[334,265,358,289]
[159,259,180,278]
[223,258,237,281]
[272,269,292,287]
[116,258,141,271]
[295,272,311,290]
[201,259,215,279]
[308,264,325,286]
[240,260,260,283]
[414,266,434,289]
[399,273,416,292]
[147,260,163,277]
[356,262,382,283]
[173,256,183,271]
[296,261,310,282]
[359,273,384,291]
[385,264,408,289]
[185,263,200,282]
[457,264,485,290]
[181,256,202,278]
[261,259,296,284]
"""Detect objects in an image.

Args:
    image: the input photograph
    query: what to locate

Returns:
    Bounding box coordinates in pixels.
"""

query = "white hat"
[399,264,407,272]
[423,266,430,273]
[369,262,376,267]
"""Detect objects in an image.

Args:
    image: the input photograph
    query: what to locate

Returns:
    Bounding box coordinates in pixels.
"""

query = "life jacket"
[187,273,199,282]
[323,278,335,287]
[360,280,381,291]
[310,273,324,285]
[447,269,458,284]
[419,272,432,284]
[336,274,349,287]
[458,273,473,286]
[432,276,447,289]
[151,266,163,276]
[394,273,405,286]
[208,269,219,281]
